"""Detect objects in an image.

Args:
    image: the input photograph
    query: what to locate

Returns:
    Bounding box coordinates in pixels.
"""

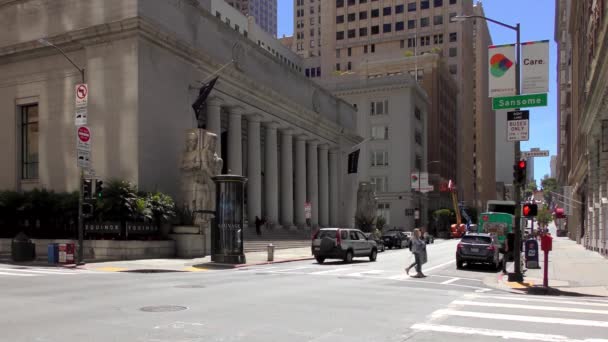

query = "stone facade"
[556,0,608,256]
[0,0,362,229]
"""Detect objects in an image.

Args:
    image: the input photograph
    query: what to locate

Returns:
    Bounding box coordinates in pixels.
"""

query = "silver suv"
[312,228,378,264]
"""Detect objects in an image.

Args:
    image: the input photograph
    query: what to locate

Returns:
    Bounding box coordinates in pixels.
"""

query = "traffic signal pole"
[510,23,524,282]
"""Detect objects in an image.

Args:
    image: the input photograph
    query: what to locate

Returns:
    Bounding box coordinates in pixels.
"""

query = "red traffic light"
[523,205,531,217]
[518,160,527,169]
[522,203,538,217]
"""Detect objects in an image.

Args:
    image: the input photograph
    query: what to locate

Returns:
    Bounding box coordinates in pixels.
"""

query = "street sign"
[521,150,550,158]
[304,202,312,219]
[75,107,87,126]
[492,93,548,110]
[75,84,88,107]
[77,149,91,169]
[507,110,529,142]
[77,126,91,151]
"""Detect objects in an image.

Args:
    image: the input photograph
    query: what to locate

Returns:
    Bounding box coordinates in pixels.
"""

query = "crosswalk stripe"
[266,266,313,272]
[410,323,608,342]
[441,278,460,285]
[0,271,38,277]
[465,294,608,308]
[310,267,353,275]
[432,309,608,328]
[452,300,608,315]
[0,268,79,275]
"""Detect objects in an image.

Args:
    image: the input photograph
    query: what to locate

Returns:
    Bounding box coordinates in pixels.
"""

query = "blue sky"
[277,0,557,183]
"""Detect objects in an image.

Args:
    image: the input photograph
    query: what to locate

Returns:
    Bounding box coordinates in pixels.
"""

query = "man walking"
[254,216,265,236]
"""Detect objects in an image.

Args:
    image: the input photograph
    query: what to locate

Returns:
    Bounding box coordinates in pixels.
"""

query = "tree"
[541,177,559,207]
[536,206,553,228]
[525,181,537,199]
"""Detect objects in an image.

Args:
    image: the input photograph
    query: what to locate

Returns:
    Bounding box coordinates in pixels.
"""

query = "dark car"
[456,233,501,269]
[364,233,386,252]
[381,230,410,249]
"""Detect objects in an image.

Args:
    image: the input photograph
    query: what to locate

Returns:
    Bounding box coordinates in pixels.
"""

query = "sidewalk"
[485,232,608,297]
[77,247,314,273]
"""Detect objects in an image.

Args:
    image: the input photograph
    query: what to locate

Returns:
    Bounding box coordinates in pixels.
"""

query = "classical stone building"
[0,0,362,229]
[555,0,608,255]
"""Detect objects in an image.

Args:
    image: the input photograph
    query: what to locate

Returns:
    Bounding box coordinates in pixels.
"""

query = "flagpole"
[198,60,235,84]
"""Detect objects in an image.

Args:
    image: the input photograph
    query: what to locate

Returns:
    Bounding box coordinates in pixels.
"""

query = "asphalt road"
[2,239,607,342]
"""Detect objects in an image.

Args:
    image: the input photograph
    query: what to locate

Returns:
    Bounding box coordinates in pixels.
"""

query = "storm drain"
[140,305,188,313]
[122,269,186,273]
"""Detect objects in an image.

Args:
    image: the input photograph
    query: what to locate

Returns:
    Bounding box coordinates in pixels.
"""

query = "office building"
[225,0,277,37]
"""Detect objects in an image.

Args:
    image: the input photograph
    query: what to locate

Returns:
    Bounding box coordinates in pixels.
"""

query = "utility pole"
[450,17,523,281]
[39,39,86,265]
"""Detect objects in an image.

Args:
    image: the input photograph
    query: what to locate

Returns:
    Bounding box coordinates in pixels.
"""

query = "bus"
[478,212,514,244]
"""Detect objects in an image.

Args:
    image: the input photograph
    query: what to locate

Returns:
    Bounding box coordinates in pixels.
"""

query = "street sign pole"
[511,23,524,282]
[77,73,85,266]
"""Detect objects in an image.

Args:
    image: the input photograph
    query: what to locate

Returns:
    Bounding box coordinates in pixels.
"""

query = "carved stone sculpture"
[180,129,223,227]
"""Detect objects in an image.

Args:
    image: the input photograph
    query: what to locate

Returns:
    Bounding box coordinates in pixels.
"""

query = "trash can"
[47,243,58,264]
[267,243,275,262]
[11,232,36,262]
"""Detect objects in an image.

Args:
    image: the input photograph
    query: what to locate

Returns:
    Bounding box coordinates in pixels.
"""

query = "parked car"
[381,230,410,249]
[312,228,378,264]
[364,233,386,252]
[456,233,501,270]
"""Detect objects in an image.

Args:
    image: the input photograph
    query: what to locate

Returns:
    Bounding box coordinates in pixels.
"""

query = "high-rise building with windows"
[226,0,277,37]
[294,0,494,211]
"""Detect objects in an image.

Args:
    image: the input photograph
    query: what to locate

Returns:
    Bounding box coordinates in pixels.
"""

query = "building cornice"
[0,15,360,146]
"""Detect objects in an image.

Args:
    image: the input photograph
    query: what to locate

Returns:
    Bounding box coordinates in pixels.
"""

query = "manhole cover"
[140,305,188,312]
[175,284,206,289]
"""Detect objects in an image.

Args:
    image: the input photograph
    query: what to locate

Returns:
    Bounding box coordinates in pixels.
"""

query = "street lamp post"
[451,15,523,282]
[39,38,86,265]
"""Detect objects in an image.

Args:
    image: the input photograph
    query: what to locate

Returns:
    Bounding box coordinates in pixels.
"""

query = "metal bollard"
[267,243,275,262]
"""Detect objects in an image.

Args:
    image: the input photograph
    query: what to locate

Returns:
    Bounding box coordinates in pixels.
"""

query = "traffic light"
[513,160,527,184]
[522,203,538,217]
[83,179,92,199]
[95,180,104,199]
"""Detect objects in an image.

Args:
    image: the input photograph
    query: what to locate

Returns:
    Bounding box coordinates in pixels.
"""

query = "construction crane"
[448,180,467,238]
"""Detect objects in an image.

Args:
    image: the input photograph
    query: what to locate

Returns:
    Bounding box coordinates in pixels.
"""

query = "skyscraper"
[226,0,277,37]
[294,0,491,209]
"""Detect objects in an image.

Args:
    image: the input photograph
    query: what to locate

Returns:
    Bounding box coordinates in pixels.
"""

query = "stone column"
[264,122,279,227]
[207,97,223,156]
[319,144,329,227]
[294,135,307,228]
[307,140,319,228]
[329,148,339,226]
[280,129,295,229]
[247,114,262,226]
[228,107,243,175]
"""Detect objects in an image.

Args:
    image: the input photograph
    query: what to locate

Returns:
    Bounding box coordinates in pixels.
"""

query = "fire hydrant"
[267,243,275,262]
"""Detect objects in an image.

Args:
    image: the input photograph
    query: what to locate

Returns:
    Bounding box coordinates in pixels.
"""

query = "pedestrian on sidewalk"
[502,231,515,274]
[405,228,427,278]
[255,216,265,236]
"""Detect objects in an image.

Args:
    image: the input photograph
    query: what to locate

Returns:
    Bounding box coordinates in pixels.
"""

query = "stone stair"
[243,226,312,252]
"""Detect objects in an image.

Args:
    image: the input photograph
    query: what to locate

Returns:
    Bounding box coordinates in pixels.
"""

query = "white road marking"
[431,309,608,328]
[0,271,38,277]
[428,274,483,282]
[452,300,608,315]
[310,267,353,275]
[441,278,461,285]
[265,266,313,272]
[421,260,456,273]
[0,267,81,275]
[464,294,608,308]
[410,323,608,342]
[388,274,409,280]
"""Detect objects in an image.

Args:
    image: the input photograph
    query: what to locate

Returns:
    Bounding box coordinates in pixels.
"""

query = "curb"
[233,256,315,268]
